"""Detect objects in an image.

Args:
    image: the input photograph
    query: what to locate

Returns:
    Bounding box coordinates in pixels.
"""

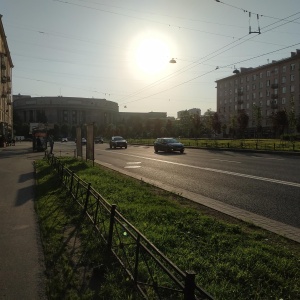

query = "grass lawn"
[35,157,300,300]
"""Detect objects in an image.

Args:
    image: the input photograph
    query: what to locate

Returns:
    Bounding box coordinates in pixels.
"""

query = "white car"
[61,137,68,142]
[82,138,87,145]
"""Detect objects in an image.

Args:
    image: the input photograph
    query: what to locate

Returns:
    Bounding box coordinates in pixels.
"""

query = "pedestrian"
[48,135,54,154]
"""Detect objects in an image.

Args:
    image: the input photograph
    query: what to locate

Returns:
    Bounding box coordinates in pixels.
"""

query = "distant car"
[82,138,87,145]
[154,138,185,153]
[95,136,104,144]
[110,136,127,149]
[61,137,68,142]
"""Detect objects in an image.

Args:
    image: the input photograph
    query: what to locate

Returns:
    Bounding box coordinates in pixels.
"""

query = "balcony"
[1,63,6,70]
[271,94,278,99]
[271,83,278,89]
[1,76,7,83]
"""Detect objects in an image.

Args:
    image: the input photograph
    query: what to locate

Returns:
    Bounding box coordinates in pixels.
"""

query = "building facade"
[13,95,119,129]
[0,15,13,144]
[216,50,300,135]
[177,108,201,119]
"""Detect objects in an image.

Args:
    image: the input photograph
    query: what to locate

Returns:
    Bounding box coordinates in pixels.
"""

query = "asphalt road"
[57,142,300,229]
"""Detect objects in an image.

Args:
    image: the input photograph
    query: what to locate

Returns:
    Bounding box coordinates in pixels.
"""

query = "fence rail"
[46,154,214,300]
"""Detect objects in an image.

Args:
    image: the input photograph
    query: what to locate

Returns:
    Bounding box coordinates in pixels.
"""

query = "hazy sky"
[2,0,300,117]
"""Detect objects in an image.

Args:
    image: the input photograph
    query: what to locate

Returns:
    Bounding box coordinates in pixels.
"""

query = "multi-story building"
[13,95,119,128]
[177,108,201,119]
[216,50,300,135]
[0,15,13,145]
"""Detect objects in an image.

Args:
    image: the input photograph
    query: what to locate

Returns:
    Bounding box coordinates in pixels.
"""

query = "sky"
[2,0,300,117]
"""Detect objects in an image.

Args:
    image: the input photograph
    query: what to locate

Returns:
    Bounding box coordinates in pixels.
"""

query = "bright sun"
[134,36,171,75]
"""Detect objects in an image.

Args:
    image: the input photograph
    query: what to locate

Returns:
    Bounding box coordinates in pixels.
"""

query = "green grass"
[35,157,300,300]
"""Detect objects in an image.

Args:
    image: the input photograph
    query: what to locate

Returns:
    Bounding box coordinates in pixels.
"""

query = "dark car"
[94,136,104,144]
[110,136,127,149]
[154,138,185,153]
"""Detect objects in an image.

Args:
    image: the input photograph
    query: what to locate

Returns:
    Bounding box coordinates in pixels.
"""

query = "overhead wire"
[117,11,300,106]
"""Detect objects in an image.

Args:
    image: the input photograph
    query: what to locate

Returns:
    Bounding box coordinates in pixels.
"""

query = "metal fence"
[46,154,214,300]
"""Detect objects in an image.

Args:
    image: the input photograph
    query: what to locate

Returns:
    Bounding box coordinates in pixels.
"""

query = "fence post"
[84,183,91,213]
[184,270,196,300]
[69,171,74,193]
[107,204,117,249]
[134,234,141,284]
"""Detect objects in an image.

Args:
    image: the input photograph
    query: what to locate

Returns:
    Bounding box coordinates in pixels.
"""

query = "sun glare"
[132,34,171,75]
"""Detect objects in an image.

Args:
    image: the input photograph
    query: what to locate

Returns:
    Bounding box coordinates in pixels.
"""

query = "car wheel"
[110,144,112,149]
[180,149,184,153]
[114,145,116,149]
[125,145,127,149]
[154,147,158,153]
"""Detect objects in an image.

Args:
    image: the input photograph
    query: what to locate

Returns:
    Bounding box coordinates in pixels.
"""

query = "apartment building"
[177,108,201,119]
[0,15,13,145]
[216,50,300,135]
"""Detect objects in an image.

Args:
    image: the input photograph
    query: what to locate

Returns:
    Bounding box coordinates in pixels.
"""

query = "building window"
[252,84,256,90]
[290,74,295,81]
[282,87,286,93]
[259,91,263,98]
[235,79,238,85]
[252,74,257,80]
[266,90,270,96]
[247,94,250,100]
[246,103,249,109]
[282,76,286,83]
[259,82,263,88]
[246,76,250,82]
[282,98,286,104]
[282,65,286,72]
[267,100,270,106]
[252,93,256,99]
[267,70,271,77]
[290,63,295,71]
[274,78,278,84]
[240,78,244,84]
[246,85,249,91]
[266,80,270,86]
[234,96,237,102]
[274,68,278,74]
[259,72,263,78]
[291,85,295,92]
[235,105,237,111]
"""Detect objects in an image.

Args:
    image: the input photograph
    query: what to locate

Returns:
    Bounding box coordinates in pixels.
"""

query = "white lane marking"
[102,151,300,188]
[266,158,284,161]
[211,159,241,164]
[125,161,141,168]
[125,166,141,169]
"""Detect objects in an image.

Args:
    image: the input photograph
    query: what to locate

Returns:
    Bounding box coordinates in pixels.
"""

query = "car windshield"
[164,138,179,143]
[114,137,124,141]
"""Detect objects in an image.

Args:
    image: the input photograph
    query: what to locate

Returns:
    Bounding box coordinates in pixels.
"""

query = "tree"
[237,110,249,138]
[252,104,262,138]
[211,112,221,135]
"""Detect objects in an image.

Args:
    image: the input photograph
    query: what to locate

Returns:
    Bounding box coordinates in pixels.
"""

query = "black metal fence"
[46,154,214,300]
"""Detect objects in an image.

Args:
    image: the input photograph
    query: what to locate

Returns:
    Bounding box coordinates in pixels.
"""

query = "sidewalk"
[0,142,46,300]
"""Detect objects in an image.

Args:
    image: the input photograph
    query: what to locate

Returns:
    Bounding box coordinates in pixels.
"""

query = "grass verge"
[35,157,300,300]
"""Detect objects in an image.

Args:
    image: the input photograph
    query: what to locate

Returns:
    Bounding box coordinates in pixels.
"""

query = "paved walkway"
[0,142,46,300]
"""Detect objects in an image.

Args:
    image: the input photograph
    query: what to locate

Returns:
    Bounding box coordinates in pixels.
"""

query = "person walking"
[48,135,54,154]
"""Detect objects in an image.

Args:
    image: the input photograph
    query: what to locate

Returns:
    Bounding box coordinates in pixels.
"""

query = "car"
[94,136,104,144]
[154,138,185,153]
[110,136,127,149]
[82,138,87,145]
[61,137,68,142]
